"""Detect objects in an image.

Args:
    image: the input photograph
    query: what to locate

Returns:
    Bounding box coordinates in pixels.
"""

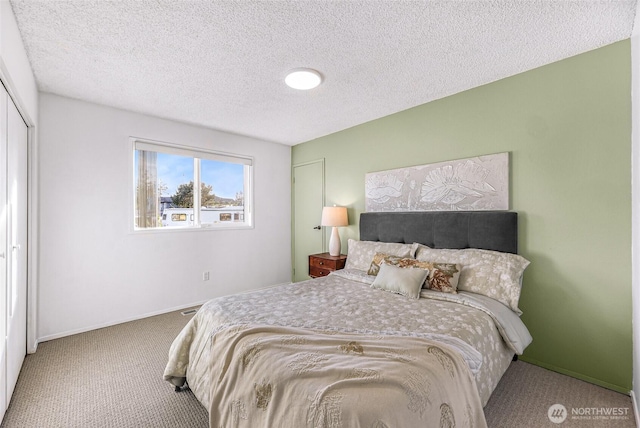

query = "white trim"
[632,32,640,416]
[129,222,254,234]
[0,60,38,354]
[37,300,211,343]
[36,282,292,343]
[0,58,34,127]
[631,390,640,428]
[25,124,37,354]
[291,158,325,281]
[133,137,253,166]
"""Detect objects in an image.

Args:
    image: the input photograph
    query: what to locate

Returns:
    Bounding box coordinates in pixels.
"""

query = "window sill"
[131,223,254,234]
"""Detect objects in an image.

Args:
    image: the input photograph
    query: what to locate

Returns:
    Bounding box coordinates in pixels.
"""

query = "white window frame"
[130,137,254,232]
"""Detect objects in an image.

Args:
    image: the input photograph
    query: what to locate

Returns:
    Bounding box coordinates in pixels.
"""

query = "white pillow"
[370,263,429,299]
[414,244,530,314]
[344,239,416,271]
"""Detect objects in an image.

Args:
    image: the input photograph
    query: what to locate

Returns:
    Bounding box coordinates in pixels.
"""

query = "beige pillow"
[368,253,461,294]
[370,263,429,299]
[414,244,530,314]
[344,239,415,271]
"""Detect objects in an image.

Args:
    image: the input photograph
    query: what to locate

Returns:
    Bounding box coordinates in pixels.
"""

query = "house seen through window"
[133,139,252,230]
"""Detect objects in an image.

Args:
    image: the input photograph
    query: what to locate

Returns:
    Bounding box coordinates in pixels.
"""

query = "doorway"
[292,159,324,282]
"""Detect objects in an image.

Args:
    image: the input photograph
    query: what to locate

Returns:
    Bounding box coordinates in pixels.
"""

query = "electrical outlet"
[203,271,210,281]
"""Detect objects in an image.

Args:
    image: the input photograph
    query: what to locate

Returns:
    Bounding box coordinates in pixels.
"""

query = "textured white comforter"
[164,269,531,425]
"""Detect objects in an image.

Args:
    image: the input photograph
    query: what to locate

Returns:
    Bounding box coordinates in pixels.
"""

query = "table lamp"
[321,206,348,256]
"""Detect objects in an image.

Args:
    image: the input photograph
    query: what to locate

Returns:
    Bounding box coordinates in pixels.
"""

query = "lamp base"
[328,226,341,256]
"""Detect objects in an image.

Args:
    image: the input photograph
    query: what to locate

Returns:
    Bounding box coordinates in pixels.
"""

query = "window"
[133,139,253,230]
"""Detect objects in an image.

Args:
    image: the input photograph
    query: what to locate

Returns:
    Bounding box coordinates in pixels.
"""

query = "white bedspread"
[164,269,531,423]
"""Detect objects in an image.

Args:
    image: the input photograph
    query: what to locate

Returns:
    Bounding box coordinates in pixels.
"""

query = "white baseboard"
[630,390,640,428]
[34,282,293,345]
[36,300,210,344]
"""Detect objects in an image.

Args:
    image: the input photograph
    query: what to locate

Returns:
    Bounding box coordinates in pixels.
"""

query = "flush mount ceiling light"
[285,68,323,90]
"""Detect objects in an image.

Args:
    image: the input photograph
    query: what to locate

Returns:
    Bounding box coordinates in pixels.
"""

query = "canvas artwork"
[365,152,509,212]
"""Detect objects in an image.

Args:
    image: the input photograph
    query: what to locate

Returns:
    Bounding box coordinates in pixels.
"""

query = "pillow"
[368,253,461,294]
[344,239,415,271]
[414,244,530,314]
[370,263,429,299]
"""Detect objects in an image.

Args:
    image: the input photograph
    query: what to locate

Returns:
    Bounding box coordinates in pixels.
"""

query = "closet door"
[5,88,27,404]
[0,85,7,422]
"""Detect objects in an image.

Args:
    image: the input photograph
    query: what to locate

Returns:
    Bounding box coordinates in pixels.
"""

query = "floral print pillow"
[368,253,461,294]
[414,244,530,314]
[344,239,415,271]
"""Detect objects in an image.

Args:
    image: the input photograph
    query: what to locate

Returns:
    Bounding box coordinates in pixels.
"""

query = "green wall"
[292,40,632,392]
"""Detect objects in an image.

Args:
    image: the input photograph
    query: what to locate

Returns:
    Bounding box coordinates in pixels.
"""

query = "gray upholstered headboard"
[359,211,518,254]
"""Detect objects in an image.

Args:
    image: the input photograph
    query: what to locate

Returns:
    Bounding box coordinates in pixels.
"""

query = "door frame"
[0,65,38,355]
[291,158,325,281]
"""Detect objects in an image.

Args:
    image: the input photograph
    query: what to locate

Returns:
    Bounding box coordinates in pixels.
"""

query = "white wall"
[37,93,291,341]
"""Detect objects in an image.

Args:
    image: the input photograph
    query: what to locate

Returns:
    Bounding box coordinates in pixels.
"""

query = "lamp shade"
[321,206,348,227]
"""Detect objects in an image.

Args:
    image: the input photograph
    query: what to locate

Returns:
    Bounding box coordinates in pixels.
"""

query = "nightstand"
[308,252,347,278]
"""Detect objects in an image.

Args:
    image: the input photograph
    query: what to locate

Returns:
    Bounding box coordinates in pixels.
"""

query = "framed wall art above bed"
[365,152,509,212]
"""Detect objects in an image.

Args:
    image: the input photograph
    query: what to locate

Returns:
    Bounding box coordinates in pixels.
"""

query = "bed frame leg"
[175,381,189,392]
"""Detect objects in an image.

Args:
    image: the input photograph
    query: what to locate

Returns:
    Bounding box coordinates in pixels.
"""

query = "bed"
[164,211,532,427]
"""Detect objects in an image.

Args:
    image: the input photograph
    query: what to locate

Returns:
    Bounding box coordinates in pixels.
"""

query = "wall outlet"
[202,271,210,281]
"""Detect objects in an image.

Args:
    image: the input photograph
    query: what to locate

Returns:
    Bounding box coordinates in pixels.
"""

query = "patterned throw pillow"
[344,239,416,271]
[368,253,461,294]
[414,244,530,314]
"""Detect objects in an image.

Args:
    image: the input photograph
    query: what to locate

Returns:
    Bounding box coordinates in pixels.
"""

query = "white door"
[292,160,324,282]
[0,86,7,422]
[5,87,27,407]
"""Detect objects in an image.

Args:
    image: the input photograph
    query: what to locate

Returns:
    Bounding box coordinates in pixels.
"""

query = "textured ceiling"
[9,0,638,146]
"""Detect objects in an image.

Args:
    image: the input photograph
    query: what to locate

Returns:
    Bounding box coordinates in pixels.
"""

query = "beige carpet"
[0,309,635,428]
[485,360,636,427]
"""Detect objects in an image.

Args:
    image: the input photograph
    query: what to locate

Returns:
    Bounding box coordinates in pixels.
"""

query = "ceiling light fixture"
[285,68,323,90]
